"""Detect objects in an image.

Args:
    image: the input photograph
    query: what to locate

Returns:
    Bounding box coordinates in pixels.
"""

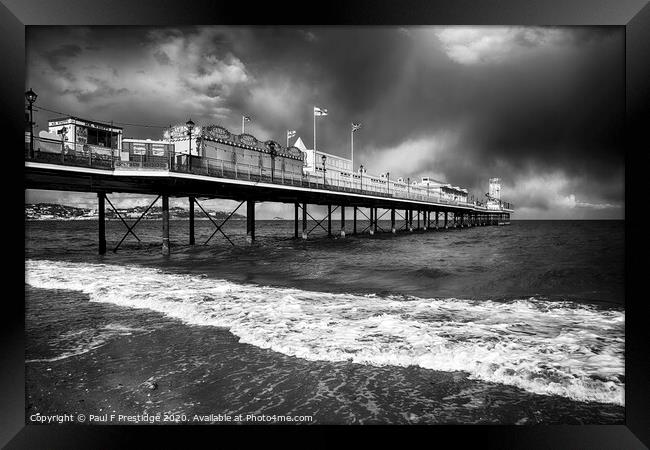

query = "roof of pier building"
[163,123,305,161]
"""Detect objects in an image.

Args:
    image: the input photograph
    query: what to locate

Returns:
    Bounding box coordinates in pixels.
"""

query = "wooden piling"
[340,206,346,237]
[391,208,396,234]
[302,202,307,239]
[327,204,332,237]
[353,206,357,235]
[246,200,255,243]
[162,194,170,256]
[98,192,106,255]
[373,207,378,233]
[189,196,195,245]
[294,203,299,238]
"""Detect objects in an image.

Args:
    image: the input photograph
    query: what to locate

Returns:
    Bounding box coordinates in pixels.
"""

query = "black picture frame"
[3,0,649,447]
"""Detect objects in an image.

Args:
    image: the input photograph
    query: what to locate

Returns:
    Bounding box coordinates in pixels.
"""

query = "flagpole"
[313,107,316,170]
[242,116,244,134]
[351,128,354,170]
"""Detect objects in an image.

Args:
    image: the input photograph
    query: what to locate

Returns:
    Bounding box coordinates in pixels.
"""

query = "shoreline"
[25,286,625,425]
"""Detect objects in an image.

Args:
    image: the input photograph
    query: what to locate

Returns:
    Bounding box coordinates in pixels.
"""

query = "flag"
[352,122,361,132]
[287,130,296,139]
[243,115,251,122]
[314,106,328,116]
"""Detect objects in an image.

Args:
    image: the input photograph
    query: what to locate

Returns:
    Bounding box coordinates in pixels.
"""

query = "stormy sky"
[25,26,624,219]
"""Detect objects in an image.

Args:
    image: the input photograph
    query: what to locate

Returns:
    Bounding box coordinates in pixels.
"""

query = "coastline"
[25,285,625,425]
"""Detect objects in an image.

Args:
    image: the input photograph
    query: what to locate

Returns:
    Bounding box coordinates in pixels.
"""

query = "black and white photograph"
[22,23,629,428]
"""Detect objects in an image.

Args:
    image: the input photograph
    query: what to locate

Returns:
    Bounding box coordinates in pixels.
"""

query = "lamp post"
[25,88,37,158]
[386,172,390,195]
[359,164,364,192]
[186,118,195,170]
[321,154,327,186]
[269,142,277,183]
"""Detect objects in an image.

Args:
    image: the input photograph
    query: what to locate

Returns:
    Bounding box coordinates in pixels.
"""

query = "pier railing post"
[340,206,346,238]
[162,194,170,256]
[246,199,255,243]
[189,196,195,245]
[391,208,396,234]
[98,192,106,255]
[302,202,308,240]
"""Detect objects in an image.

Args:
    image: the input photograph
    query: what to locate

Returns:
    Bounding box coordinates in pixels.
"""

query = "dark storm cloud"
[25,26,624,218]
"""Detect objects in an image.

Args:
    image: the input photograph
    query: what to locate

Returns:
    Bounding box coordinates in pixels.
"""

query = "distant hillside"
[25,203,245,221]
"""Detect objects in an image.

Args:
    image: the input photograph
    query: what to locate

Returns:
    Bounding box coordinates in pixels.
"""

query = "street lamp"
[186,118,195,170]
[25,88,37,158]
[321,154,327,186]
[359,164,364,192]
[386,171,390,195]
[269,142,277,183]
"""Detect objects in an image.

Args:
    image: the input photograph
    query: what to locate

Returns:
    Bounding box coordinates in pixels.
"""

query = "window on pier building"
[86,128,118,148]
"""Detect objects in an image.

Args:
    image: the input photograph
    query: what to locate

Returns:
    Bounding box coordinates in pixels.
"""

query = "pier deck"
[25,144,513,254]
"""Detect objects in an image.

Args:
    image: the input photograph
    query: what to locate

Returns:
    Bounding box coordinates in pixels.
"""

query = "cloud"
[363,133,458,182]
[434,26,568,65]
[25,26,624,219]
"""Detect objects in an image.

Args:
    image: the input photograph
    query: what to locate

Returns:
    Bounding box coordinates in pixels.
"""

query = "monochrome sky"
[25,26,624,219]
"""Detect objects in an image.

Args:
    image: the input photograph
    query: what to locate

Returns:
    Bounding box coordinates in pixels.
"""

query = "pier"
[25,137,513,255]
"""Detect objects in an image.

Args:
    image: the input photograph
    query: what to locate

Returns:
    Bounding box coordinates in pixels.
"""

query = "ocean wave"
[25,259,625,405]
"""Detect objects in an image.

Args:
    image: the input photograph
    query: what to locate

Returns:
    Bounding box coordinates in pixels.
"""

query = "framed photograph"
[4,0,649,447]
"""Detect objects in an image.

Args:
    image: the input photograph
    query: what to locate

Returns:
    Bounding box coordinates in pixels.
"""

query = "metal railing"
[25,137,513,211]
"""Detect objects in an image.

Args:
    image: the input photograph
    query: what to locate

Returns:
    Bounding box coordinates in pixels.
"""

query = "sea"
[24,219,625,424]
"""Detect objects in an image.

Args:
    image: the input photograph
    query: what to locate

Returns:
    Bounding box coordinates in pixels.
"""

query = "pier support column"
[353,207,358,235]
[417,210,420,230]
[327,205,332,237]
[369,208,374,235]
[340,206,346,238]
[294,203,299,239]
[162,194,170,256]
[444,211,448,229]
[246,200,255,243]
[98,192,106,255]
[408,210,413,232]
[405,209,409,231]
[435,211,439,230]
[302,202,308,240]
[391,208,396,234]
[189,196,195,245]
[460,213,464,228]
[373,207,378,234]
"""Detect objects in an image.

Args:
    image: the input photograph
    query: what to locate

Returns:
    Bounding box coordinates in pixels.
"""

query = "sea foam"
[25,259,625,406]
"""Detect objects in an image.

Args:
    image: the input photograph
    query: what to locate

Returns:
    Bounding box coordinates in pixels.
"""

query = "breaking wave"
[25,259,625,406]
